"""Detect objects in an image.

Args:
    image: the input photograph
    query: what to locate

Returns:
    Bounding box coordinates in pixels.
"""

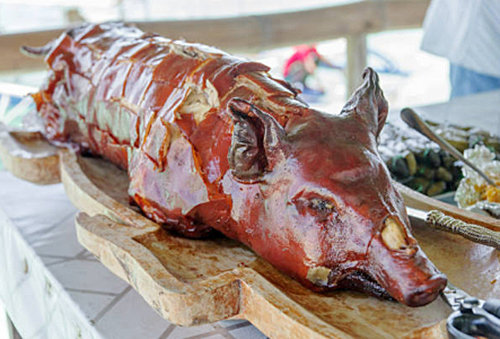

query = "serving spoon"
[400,107,498,188]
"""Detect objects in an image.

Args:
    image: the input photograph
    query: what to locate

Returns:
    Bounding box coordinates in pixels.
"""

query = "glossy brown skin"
[31,22,446,307]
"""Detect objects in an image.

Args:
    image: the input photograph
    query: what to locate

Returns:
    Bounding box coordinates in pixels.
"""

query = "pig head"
[225,68,447,307]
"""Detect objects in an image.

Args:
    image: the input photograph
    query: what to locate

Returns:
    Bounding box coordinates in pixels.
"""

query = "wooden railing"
[0,0,430,97]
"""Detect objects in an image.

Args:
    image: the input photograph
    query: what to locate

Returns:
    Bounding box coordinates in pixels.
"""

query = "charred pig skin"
[28,22,446,306]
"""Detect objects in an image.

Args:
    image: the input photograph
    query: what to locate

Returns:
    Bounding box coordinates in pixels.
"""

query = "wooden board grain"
[1,131,499,339]
[0,123,60,184]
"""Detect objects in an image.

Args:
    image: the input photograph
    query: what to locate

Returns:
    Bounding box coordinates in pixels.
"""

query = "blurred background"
[0,0,449,116]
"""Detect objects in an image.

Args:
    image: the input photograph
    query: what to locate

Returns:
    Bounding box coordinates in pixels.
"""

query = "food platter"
[1,125,499,338]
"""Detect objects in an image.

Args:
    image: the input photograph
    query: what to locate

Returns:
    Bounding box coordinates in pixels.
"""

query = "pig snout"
[368,216,447,307]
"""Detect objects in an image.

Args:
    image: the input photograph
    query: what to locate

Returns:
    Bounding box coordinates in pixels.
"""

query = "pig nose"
[368,215,448,306]
[381,216,415,255]
[403,274,447,307]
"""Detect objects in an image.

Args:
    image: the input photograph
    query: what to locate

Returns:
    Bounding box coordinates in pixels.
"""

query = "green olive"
[427,181,447,196]
[408,177,431,193]
[404,152,417,176]
[436,167,453,182]
[442,154,455,169]
[423,149,441,168]
[389,156,410,178]
[418,166,435,180]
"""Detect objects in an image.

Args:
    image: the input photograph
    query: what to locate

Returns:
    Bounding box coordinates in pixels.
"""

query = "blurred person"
[283,45,338,95]
[421,0,500,98]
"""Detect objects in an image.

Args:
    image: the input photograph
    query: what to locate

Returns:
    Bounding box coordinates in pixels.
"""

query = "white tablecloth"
[0,171,266,339]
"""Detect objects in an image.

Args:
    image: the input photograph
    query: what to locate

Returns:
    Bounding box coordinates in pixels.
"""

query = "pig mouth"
[307,267,392,300]
[338,271,446,307]
[308,268,445,306]
[336,271,393,300]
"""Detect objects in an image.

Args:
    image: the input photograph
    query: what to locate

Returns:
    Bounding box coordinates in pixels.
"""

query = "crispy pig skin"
[31,22,446,306]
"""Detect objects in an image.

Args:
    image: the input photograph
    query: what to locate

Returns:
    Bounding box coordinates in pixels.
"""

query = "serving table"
[0,171,266,338]
[1,89,499,339]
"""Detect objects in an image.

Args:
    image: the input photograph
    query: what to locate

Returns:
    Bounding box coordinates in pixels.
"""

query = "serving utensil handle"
[426,210,500,250]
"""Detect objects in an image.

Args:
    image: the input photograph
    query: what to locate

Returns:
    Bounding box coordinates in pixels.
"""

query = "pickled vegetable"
[378,119,497,197]
[408,177,431,193]
[389,156,409,178]
[427,181,446,196]
[436,167,453,182]
[404,151,417,176]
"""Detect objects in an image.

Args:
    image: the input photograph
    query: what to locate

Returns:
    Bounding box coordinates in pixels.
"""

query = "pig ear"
[341,67,388,138]
[227,98,286,182]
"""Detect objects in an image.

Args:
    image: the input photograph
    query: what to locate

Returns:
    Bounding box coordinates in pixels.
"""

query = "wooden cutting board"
[1,126,499,339]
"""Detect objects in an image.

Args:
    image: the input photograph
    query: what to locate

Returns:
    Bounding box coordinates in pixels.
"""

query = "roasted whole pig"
[26,22,446,306]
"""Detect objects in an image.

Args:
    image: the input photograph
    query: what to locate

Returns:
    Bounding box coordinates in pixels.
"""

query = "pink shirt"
[283,45,319,77]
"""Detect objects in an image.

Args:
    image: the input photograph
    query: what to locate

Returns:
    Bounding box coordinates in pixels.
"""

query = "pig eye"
[292,194,337,219]
[309,198,336,214]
